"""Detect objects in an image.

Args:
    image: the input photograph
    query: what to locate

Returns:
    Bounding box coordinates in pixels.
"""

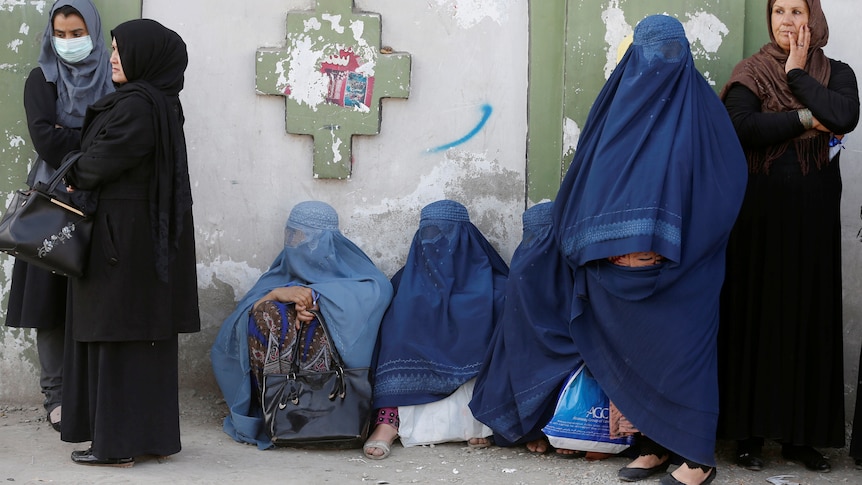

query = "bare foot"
[669,463,714,485]
[363,423,398,459]
[555,448,585,458]
[526,438,549,453]
[468,437,492,448]
[585,451,613,461]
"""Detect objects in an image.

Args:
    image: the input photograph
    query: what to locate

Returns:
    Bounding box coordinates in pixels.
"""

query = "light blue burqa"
[210,201,393,449]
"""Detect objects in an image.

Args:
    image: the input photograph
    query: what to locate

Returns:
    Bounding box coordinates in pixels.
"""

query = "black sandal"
[47,406,61,432]
[781,444,831,472]
[618,436,670,482]
[659,459,716,485]
[735,438,764,471]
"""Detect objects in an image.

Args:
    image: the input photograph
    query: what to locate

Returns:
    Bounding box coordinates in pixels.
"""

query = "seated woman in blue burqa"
[210,201,393,449]
[469,202,587,457]
[363,199,509,459]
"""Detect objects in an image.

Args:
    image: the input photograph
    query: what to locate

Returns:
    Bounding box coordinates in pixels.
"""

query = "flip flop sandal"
[363,439,394,460]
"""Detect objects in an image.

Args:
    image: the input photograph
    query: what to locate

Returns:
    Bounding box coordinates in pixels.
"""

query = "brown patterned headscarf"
[720,0,832,174]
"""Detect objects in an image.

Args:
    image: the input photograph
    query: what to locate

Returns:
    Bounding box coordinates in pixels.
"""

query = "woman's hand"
[811,115,831,132]
[254,286,317,315]
[785,24,809,73]
[293,305,317,326]
[252,286,318,318]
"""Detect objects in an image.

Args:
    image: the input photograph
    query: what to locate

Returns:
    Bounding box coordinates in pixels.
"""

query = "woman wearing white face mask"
[4,0,113,434]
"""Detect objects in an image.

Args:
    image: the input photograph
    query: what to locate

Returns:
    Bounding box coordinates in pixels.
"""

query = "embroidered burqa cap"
[287,200,339,230]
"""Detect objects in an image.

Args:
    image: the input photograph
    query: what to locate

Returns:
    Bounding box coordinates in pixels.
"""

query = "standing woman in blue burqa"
[4,0,113,434]
[468,202,583,454]
[552,15,747,485]
[364,200,508,460]
[211,201,393,450]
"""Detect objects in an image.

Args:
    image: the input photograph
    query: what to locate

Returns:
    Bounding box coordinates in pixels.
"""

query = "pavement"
[0,388,860,485]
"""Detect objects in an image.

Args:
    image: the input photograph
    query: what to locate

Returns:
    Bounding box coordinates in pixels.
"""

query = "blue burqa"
[210,201,393,449]
[372,200,509,408]
[552,15,747,466]
[468,202,583,446]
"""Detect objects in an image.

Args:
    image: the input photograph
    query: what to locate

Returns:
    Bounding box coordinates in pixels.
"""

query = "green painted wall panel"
[527,0,758,203]
[254,0,411,180]
[744,1,771,57]
[0,1,140,313]
[526,0,567,204]
[0,1,141,193]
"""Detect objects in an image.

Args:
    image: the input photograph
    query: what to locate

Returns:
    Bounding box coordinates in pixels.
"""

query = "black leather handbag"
[261,310,373,449]
[0,153,92,277]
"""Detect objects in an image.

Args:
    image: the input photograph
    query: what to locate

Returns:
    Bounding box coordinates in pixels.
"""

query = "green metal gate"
[527,0,769,204]
[0,1,141,195]
[0,1,140,316]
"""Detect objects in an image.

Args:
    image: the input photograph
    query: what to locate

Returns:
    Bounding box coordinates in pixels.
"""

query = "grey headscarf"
[37,0,114,128]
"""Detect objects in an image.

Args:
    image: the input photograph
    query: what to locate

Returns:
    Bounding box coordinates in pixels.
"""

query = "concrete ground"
[0,388,859,485]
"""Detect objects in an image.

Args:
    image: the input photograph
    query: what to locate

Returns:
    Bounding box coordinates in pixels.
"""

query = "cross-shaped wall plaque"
[256,0,412,179]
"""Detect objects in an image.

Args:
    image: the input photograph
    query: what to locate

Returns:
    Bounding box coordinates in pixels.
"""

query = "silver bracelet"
[798,108,814,130]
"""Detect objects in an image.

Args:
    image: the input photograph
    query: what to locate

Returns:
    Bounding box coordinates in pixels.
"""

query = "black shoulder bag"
[261,309,373,449]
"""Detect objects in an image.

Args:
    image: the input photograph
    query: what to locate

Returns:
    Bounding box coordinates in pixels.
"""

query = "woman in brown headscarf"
[717,0,859,474]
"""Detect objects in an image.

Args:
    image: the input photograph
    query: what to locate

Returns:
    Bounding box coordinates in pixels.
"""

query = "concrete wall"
[824,0,862,419]
[0,0,529,401]
[176,0,528,394]
[2,0,862,429]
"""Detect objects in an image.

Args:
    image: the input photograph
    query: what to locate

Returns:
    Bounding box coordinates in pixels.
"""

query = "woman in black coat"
[60,18,200,466]
[4,0,113,433]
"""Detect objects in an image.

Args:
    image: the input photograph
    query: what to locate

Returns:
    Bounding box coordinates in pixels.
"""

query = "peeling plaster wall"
[3,0,862,413]
[821,1,862,421]
[149,0,529,398]
[0,0,57,403]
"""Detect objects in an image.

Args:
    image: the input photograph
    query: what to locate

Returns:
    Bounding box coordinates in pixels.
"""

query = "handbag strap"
[288,309,347,373]
[38,152,84,194]
[283,308,352,400]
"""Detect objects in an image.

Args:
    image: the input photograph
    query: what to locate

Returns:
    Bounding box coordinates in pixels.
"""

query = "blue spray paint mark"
[427,103,493,153]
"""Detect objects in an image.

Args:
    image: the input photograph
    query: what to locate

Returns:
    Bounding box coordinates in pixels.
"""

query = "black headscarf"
[110,18,192,281]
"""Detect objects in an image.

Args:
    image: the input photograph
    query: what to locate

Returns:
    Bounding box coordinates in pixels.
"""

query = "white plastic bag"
[398,378,492,447]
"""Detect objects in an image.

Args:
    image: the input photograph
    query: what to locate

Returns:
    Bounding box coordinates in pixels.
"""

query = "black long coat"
[65,90,199,342]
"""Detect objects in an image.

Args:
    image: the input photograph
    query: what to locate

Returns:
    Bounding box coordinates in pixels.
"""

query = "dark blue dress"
[469,202,582,446]
[372,200,508,409]
[552,15,748,466]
